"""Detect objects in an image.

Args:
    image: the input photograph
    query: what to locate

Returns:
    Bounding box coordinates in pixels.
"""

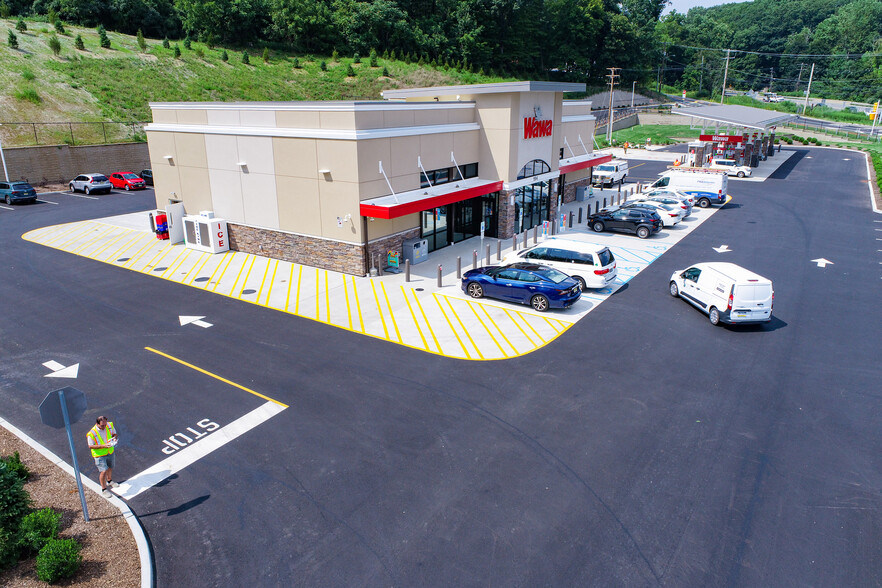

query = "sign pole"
[59,389,90,522]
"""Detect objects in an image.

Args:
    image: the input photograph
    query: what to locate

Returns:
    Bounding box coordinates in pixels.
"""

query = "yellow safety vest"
[87,422,116,458]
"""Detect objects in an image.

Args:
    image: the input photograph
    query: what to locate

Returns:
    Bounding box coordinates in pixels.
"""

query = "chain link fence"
[0,121,149,147]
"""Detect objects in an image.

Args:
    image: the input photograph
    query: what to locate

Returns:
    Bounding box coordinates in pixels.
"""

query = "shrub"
[97,24,110,49]
[241,50,249,64]
[15,17,25,32]
[136,29,146,51]
[262,47,269,63]
[0,462,31,532]
[382,65,389,77]
[0,526,21,571]
[173,44,181,58]
[369,48,377,67]
[19,508,60,554]
[14,87,40,104]
[353,52,360,64]
[54,20,64,35]
[331,49,338,62]
[220,49,228,62]
[346,63,355,77]
[48,34,61,55]
[47,7,57,24]
[8,29,18,49]
[162,37,169,49]
[194,47,204,59]
[390,49,396,61]
[205,32,215,49]
[319,60,326,71]
[292,57,300,69]
[183,36,191,50]
[36,538,82,583]
[74,33,84,50]
[21,69,35,81]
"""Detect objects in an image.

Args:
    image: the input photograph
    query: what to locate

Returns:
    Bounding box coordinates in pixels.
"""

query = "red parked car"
[108,171,147,191]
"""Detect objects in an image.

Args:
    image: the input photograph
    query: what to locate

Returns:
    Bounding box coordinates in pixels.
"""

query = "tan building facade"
[145,81,610,276]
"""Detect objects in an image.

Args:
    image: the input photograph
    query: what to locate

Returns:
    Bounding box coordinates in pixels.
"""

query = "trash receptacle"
[575,186,587,202]
[402,238,429,264]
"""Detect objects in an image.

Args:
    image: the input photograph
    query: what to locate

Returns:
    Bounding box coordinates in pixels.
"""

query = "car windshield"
[122,173,139,179]
[12,183,31,190]
[598,248,614,266]
[533,268,571,284]
[596,165,614,172]
[93,175,108,182]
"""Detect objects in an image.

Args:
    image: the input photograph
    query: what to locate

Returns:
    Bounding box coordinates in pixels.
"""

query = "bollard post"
[551,220,556,236]
[437,264,443,288]
[378,254,384,276]
[533,225,538,244]
[473,250,478,270]
[603,197,607,208]
[405,259,411,282]
[512,235,517,252]
[578,207,582,224]
[457,256,462,280]
[595,201,600,214]
[568,212,574,228]
[485,244,491,266]
[522,231,528,248]
[497,240,501,261]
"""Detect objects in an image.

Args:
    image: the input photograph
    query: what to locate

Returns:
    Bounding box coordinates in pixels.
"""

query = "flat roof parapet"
[382,81,586,100]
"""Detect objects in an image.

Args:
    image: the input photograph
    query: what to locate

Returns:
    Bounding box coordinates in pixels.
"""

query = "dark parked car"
[139,169,153,186]
[587,207,662,239]
[461,262,581,312]
[0,181,37,205]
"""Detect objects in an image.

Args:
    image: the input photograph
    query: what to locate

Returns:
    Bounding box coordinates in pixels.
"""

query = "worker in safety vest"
[87,415,119,495]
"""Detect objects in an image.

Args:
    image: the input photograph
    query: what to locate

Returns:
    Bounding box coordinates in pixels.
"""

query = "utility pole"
[720,48,730,104]
[795,62,805,92]
[769,67,774,91]
[606,67,620,146]
[802,63,815,115]
[699,55,704,96]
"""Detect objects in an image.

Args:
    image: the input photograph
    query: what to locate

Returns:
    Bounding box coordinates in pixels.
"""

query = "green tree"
[97,24,110,48]
[48,33,61,55]
[267,0,335,53]
[353,51,360,63]
[346,62,355,76]
[162,37,170,49]
[241,50,250,64]
[7,29,18,49]
[175,0,267,44]
[262,46,269,62]
[369,47,378,67]
[183,36,191,50]
[0,3,10,18]
[15,17,25,32]
[137,28,146,51]
[220,48,228,61]
[173,43,181,58]
[54,20,65,34]
[319,59,327,71]
[74,33,84,50]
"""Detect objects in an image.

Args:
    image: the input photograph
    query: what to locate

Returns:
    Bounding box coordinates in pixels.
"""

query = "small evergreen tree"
[346,63,355,77]
[7,29,18,49]
[417,55,424,66]
[221,49,228,62]
[162,37,170,49]
[183,36,191,50]
[262,47,269,63]
[97,24,110,49]
[319,60,327,71]
[382,49,388,59]
[382,65,389,77]
[173,44,181,58]
[241,50,249,64]
[353,52,360,64]
[137,29,146,51]
[390,49,396,61]
[54,20,64,35]
[75,34,84,50]
[205,32,215,49]
[292,57,300,69]
[331,49,338,62]
[47,7,57,24]
[48,34,61,55]
[370,48,378,67]
[15,17,25,32]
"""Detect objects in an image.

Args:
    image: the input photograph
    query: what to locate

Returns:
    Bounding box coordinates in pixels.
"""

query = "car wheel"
[709,307,721,325]
[737,171,745,178]
[669,281,679,297]
[698,198,710,208]
[574,276,586,291]
[69,183,75,193]
[84,186,90,195]
[636,226,650,239]
[125,184,130,191]
[530,294,549,312]
[592,221,605,232]
[5,195,11,205]
[466,283,483,299]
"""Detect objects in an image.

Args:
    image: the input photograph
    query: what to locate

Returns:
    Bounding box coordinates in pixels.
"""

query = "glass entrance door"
[421,206,449,252]
[451,199,480,243]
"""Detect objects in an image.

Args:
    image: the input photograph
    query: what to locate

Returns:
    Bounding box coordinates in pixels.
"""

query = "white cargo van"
[645,169,728,208]
[592,159,628,187]
[669,262,773,325]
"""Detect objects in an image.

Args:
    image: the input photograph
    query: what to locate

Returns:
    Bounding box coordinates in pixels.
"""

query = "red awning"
[360,178,503,220]
[559,153,612,174]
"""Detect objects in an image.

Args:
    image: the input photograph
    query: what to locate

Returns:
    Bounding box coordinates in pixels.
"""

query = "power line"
[669,44,879,59]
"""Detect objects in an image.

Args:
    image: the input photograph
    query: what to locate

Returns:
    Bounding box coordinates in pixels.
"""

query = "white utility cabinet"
[183,213,229,254]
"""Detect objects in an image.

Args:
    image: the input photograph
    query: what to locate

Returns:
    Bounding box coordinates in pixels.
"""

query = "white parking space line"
[36,199,59,205]
[0,204,13,211]
[115,401,287,500]
[67,192,99,200]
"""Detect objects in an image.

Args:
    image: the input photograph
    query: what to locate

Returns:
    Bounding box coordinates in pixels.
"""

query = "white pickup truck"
[591,159,628,187]
[708,158,752,178]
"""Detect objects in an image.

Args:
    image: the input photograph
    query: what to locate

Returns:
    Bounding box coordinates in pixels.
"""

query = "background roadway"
[1,151,880,585]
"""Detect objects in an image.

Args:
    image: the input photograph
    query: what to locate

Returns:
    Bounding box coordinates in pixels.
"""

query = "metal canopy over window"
[360,178,503,220]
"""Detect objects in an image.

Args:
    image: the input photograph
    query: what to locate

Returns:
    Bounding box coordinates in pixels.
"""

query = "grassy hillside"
[0,17,507,146]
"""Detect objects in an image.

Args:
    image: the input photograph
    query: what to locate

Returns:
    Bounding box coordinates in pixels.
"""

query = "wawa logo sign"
[524,106,552,139]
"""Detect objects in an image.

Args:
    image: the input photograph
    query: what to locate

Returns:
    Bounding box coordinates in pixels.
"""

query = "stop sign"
[39,387,87,429]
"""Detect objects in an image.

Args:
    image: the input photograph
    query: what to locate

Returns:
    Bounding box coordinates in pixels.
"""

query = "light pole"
[0,124,9,182]
[631,81,636,108]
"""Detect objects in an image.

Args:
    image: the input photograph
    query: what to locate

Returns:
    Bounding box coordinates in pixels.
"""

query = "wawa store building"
[145,81,611,275]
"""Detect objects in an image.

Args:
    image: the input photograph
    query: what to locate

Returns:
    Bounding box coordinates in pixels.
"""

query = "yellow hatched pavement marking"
[410,290,441,354]
[227,254,252,296]
[503,308,536,347]
[86,230,132,261]
[47,223,91,248]
[121,236,156,269]
[294,266,304,315]
[161,247,193,279]
[324,271,331,324]
[54,224,96,251]
[352,277,365,333]
[370,280,390,339]
[138,243,170,274]
[542,316,562,333]
[465,300,507,358]
[206,251,235,290]
[245,257,270,301]
[105,232,145,264]
[478,303,519,356]
[344,276,353,330]
[400,286,428,351]
[182,250,213,286]
[284,265,295,312]
[380,283,402,343]
[263,260,279,306]
[71,225,118,255]
[516,311,546,343]
[432,293,470,359]
[444,296,484,359]
[235,256,258,299]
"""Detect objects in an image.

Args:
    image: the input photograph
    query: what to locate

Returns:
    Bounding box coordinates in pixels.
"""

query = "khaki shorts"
[94,452,115,472]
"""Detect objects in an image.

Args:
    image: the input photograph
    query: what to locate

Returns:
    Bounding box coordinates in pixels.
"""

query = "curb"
[0,417,154,588]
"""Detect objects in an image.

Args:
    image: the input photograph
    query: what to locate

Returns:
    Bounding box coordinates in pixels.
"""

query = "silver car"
[69,173,112,195]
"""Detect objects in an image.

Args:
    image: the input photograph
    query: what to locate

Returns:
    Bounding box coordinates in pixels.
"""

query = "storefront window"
[514,160,551,234]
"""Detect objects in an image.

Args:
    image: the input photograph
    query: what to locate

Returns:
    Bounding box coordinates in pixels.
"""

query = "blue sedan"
[461,262,581,312]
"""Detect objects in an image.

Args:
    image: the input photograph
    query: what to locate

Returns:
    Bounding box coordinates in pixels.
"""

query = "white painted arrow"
[713,244,731,253]
[179,315,213,328]
[812,258,833,268]
[43,360,79,379]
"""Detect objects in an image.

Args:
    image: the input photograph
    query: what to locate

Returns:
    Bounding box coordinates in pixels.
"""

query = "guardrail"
[0,121,149,147]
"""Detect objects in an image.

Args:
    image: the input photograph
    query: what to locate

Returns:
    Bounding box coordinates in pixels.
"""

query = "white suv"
[501,238,617,290]
[709,159,752,178]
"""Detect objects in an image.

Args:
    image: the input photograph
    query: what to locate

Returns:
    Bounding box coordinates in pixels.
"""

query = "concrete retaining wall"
[1,143,150,185]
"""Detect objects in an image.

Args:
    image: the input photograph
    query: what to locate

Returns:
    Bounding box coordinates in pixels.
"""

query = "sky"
[663,0,751,14]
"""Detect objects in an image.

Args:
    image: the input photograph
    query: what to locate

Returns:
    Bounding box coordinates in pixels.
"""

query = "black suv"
[587,207,662,239]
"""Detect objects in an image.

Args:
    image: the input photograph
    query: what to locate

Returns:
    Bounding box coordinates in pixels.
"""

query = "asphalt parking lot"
[2,147,882,586]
